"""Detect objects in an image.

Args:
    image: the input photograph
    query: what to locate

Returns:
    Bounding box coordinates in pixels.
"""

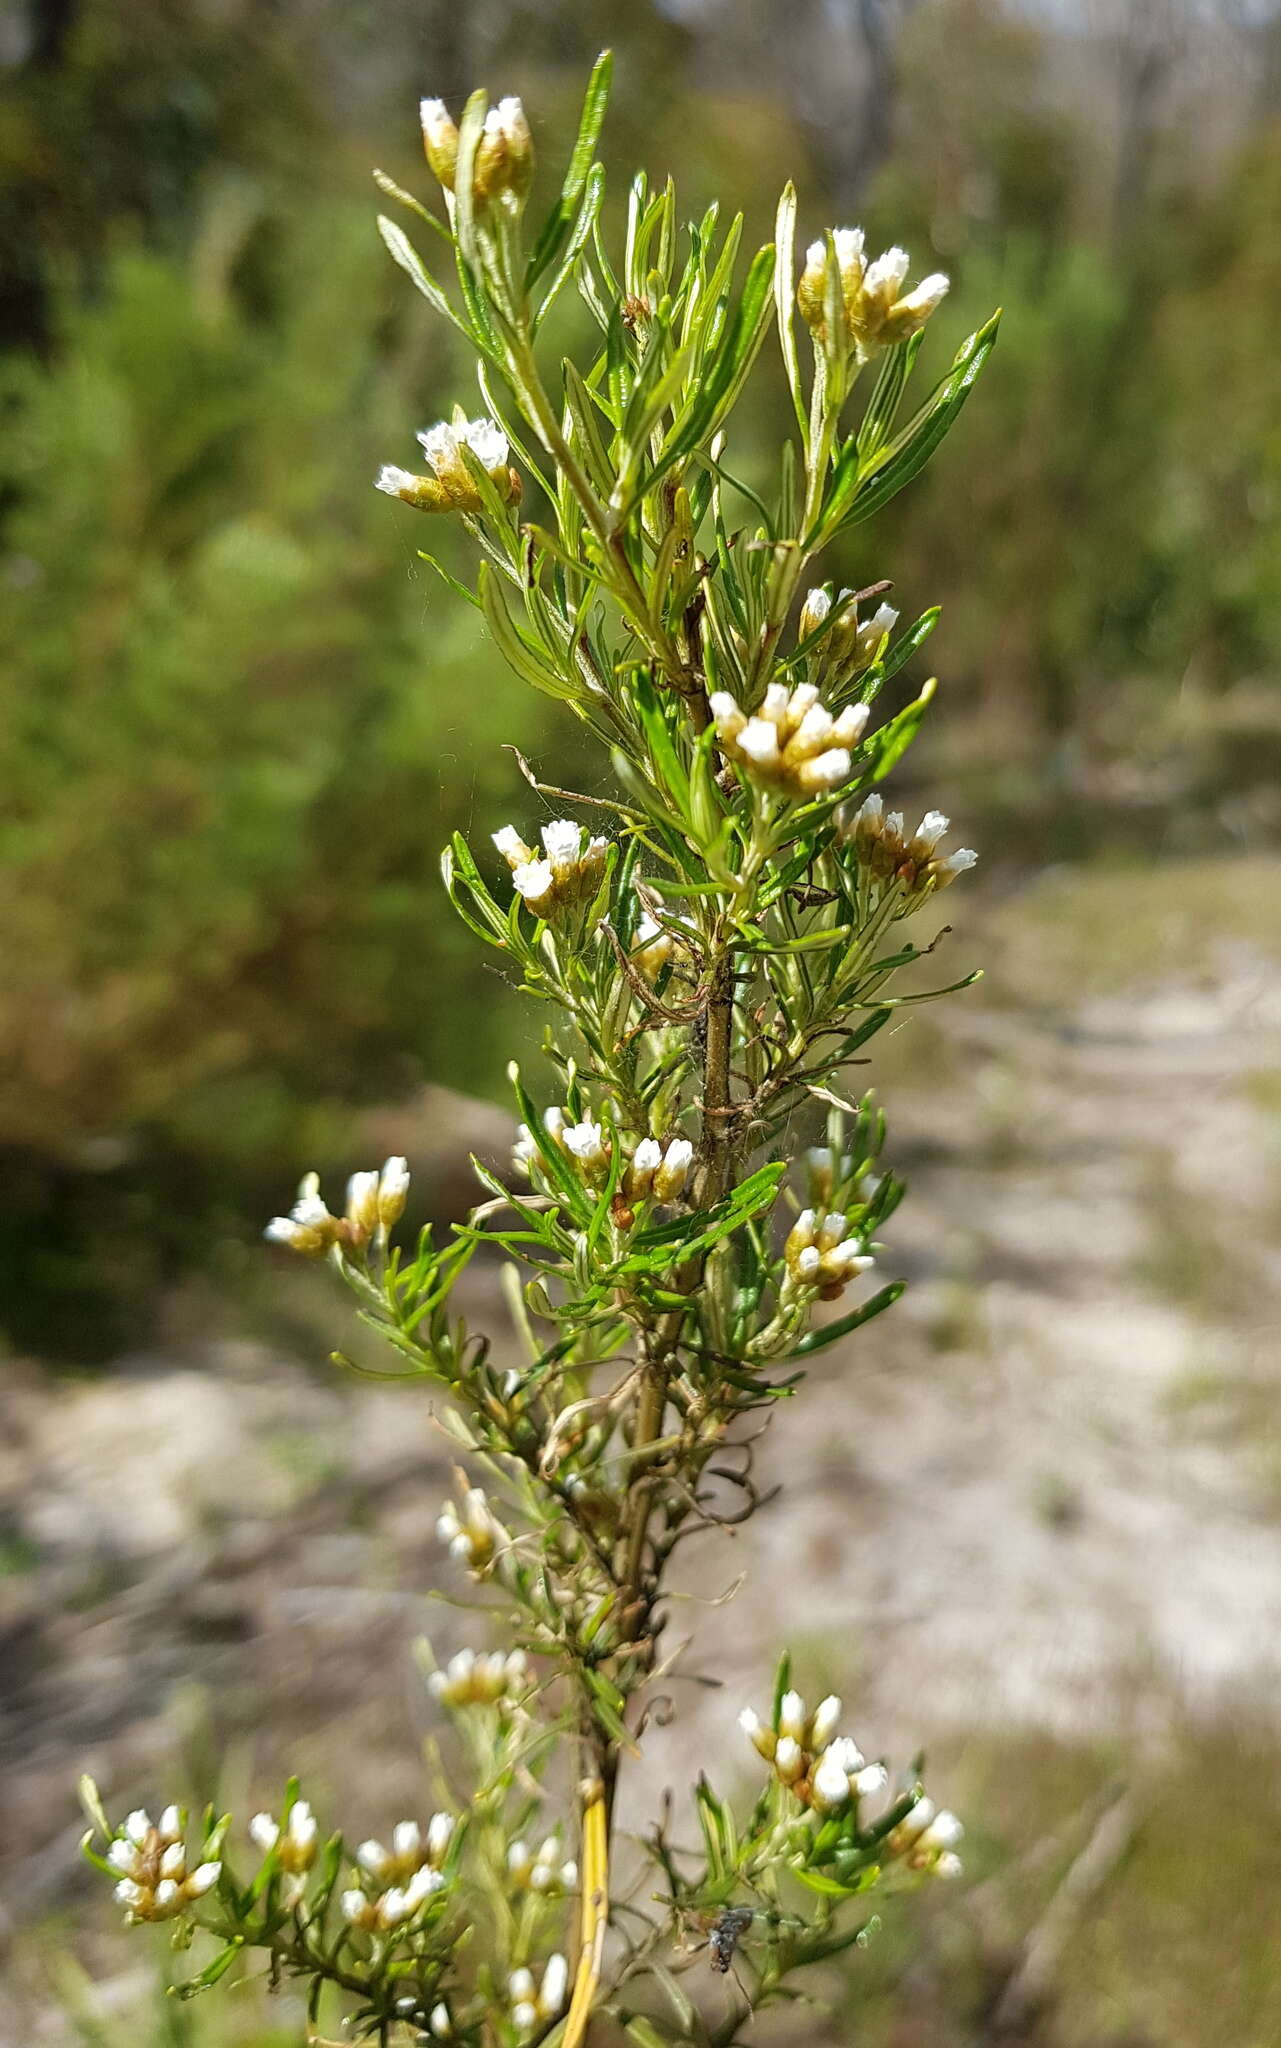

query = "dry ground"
[3,854,1280,2047]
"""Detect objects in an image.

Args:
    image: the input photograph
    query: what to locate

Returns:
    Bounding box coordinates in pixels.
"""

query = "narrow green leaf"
[787,1281,906,1358]
[526,50,614,289]
[377,215,476,345]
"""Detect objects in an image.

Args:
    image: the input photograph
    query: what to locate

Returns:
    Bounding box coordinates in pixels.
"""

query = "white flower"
[825,1240,875,1282]
[921,1809,964,1851]
[416,417,509,478]
[249,1818,278,1867]
[711,683,861,799]
[346,1168,380,1241]
[158,1805,182,1842]
[854,1762,888,1797]
[774,1735,805,1783]
[628,1136,662,1197]
[541,818,584,868]
[392,1820,421,1862]
[125,1810,152,1847]
[427,1812,455,1864]
[935,1850,964,1879]
[738,1705,776,1760]
[897,272,950,321]
[264,1172,340,1257]
[822,1735,866,1774]
[737,718,781,767]
[357,1839,389,1876]
[462,416,509,470]
[375,463,423,498]
[540,1953,570,2017]
[494,824,533,866]
[809,1694,842,1750]
[512,858,555,907]
[812,1749,854,1810]
[777,1689,807,1742]
[475,97,534,207]
[187,1862,221,1898]
[863,245,911,299]
[653,1136,693,1201]
[377,1156,410,1230]
[404,1864,444,1908]
[341,1888,371,1924]
[419,98,459,188]
[563,1119,606,1168]
[428,1644,528,1708]
[429,2005,452,2039]
[796,746,851,793]
[936,846,978,880]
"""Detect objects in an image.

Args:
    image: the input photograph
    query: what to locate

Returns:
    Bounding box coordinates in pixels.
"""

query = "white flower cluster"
[342,1813,456,1932]
[494,819,608,918]
[418,94,533,209]
[798,226,949,355]
[888,1797,965,1879]
[507,1832,578,1894]
[784,1209,874,1298]
[627,1135,693,1202]
[836,795,977,898]
[738,1691,887,1813]
[710,682,868,798]
[249,1796,318,1872]
[107,1807,220,1924]
[513,1111,692,1205]
[248,1797,318,1906]
[428,1646,530,1708]
[509,1954,569,2035]
[265,1157,409,1258]
[437,1486,506,1569]
[799,587,899,684]
[376,416,517,515]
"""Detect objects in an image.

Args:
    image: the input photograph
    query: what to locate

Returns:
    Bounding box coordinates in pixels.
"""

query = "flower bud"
[808,1694,842,1751]
[420,98,460,189]
[774,1735,805,1784]
[653,1137,693,1201]
[474,97,535,211]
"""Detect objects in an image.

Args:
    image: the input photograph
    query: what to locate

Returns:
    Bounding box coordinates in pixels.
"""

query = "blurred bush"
[0,198,564,1351]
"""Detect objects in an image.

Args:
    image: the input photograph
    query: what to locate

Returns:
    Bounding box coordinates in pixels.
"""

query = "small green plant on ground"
[81,54,995,2046]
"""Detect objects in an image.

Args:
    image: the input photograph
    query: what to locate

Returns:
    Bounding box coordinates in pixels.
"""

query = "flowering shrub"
[81,51,996,2044]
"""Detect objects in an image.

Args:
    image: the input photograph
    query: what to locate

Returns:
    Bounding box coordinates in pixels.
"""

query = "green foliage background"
[3,0,1279,1353]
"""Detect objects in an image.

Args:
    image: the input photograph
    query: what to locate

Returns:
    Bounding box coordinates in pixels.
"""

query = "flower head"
[427,1646,530,1709]
[437,1486,506,1571]
[103,1808,221,1924]
[493,818,608,918]
[798,227,948,358]
[475,96,535,210]
[836,797,977,902]
[420,98,459,188]
[264,1172,341,1258]
[710,684,867,800]
[785,1209,874,1299]
[376,415,518,515]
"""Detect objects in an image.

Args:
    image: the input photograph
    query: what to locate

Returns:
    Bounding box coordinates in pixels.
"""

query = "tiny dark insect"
[708,1906,755,1974]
